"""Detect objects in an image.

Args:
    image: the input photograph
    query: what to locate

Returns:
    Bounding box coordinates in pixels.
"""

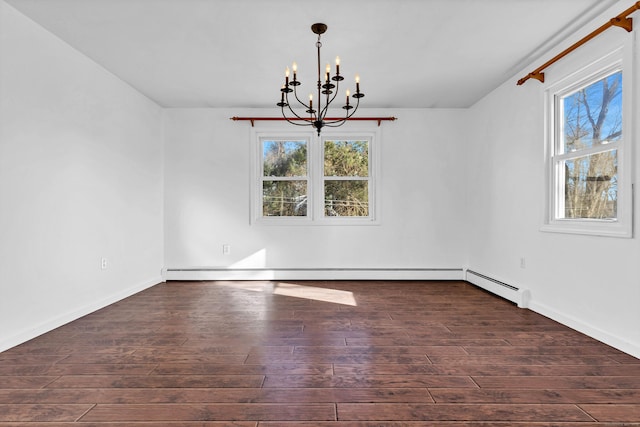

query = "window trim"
[542,44,633,238]
[251,128,380,226]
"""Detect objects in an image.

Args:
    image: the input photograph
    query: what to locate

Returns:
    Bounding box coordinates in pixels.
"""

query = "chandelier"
[277,23,364,135]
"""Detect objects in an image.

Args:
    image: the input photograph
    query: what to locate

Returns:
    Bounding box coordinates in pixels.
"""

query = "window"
[253,130,378,224]
[261,138,309,217]
[544,47,632,237]
[323,138,370,217]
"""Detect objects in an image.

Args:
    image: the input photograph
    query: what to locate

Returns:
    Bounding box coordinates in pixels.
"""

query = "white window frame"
[255,133,312,223]
[251,129,379,225]
[542,43,634,238]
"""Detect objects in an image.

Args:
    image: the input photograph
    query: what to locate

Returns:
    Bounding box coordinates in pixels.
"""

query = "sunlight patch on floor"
[273,282,357,306]
[217,281,357,306]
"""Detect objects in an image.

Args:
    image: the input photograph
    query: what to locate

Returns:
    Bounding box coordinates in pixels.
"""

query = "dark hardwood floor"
[1,280,639,426]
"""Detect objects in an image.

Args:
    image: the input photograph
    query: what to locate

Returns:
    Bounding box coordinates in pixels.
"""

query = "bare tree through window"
[560,71,622,219]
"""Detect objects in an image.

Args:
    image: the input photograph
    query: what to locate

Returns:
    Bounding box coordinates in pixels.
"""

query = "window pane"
[263,140,307,177]
[563,149,617,219]
[263,180,307,216]
[561,71,622,153]
[324,140,369,177]
[324,180,369,217]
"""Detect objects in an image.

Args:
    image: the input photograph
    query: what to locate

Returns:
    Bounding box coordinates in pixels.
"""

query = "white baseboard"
[0,276,163,353]
[464,269,639,358]
[529,300,640,359]
[163,267,465,281]
[465,269,531,308]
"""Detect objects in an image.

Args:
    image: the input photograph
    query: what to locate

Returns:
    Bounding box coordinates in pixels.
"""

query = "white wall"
[465,2,640,357]
[0,1,164,351]
[163,108,468,278]
[2,0,639,359]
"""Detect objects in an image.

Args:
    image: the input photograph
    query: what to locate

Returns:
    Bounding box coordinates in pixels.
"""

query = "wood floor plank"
[152,363,333,376]
[0,404,94,422]
[47,374,265,388]
[293,345,468,356]
[79,403,336,421]
[0,423,256,427]
[258,423,631,427]
[0,355,68,364]
[44,363,157,375]
[430,388,640,404]
[473,375,640,389]
[0,280,638,424]
[0,387,432,404]
[262,374,476,388]
[0,376,58,388]
[428,354,622,365]
[580,404,640,422]
[245,353,432,364]
[336,403,595,422]
[464,345,631,356]
[334,363,640,376]
[57,352,247,364]
[345,337,510,346]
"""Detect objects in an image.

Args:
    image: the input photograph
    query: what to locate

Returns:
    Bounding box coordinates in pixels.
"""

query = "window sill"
[253,217,380,226]
[541,219,632,238]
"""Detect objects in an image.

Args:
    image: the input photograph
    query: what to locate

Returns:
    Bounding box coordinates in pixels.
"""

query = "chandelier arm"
[284,89,316,122]
[319,78,341,121]
[323,121,348,128]
[291,83,315,120]
[282,103,310,122]
[283,117,313,127]
[283,91,311,122]
[344,95,361,119]
[321,95,360,126]
[291,83,306,108]
[280,106,313,126]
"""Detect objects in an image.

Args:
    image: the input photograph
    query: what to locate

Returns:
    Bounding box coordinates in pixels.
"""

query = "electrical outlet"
[520,257,526,269]
[101,257,108,270]
[222,244,231,255]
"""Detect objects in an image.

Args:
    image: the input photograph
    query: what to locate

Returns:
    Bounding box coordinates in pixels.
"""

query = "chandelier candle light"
[277,23,364,135]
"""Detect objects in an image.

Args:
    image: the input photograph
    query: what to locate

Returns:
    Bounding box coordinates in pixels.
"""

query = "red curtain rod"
[517,1,639,86]
[230,116,397,127]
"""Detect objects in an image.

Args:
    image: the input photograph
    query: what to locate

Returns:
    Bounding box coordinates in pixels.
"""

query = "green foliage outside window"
[263,140,307,177]
[324,140,368,177]
[259,138,372,218]
[262,140,307,217]
[324,140,369,217]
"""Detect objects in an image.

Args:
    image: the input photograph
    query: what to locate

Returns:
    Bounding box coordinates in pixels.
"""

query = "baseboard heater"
[163,267,464,281]
[465,269,530,308]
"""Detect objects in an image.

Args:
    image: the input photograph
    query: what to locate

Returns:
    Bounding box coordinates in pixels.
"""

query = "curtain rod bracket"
[610,16,633,32]
[517,71,544,86]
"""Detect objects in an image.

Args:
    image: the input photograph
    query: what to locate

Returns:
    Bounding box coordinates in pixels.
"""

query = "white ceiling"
[6,0,618,108]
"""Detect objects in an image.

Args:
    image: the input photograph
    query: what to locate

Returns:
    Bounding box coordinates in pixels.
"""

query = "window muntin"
[555,70,622,221]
